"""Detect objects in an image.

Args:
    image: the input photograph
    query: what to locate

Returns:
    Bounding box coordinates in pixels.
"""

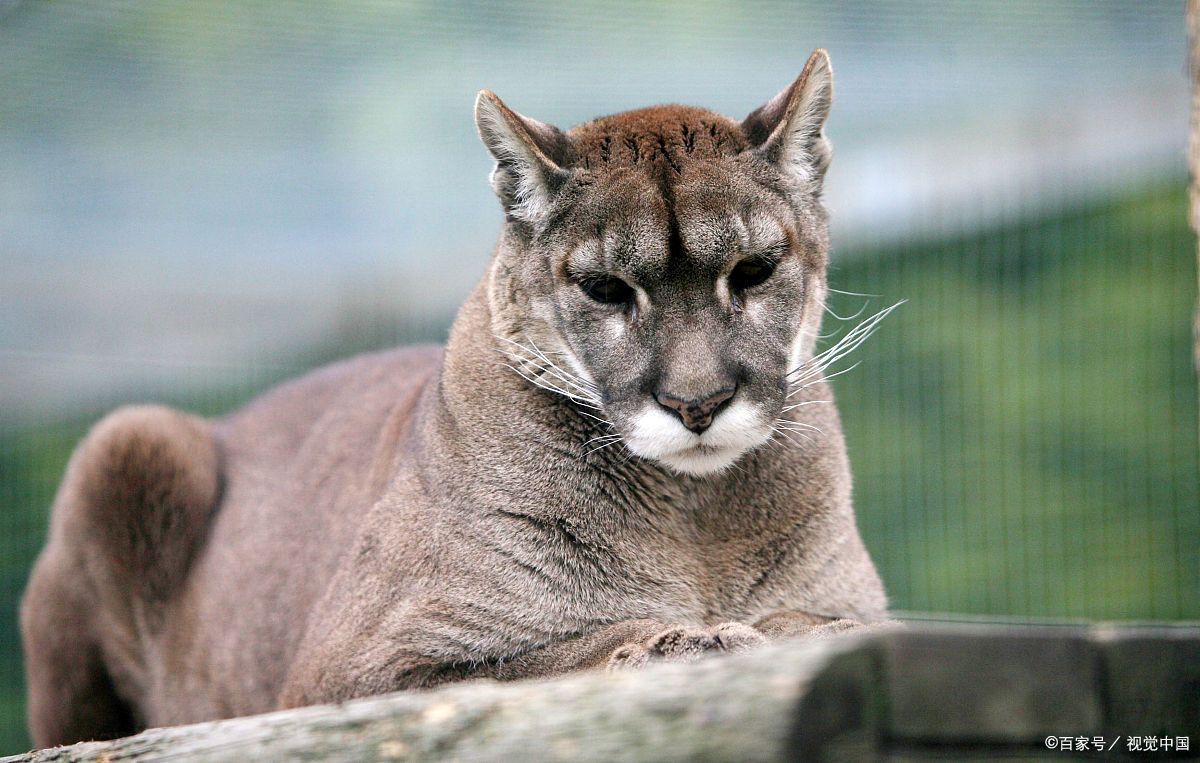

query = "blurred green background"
[1,0,1195,754]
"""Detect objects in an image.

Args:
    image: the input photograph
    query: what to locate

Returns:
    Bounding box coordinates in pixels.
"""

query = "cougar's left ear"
[475,90,571,223]
[741,49,833,190]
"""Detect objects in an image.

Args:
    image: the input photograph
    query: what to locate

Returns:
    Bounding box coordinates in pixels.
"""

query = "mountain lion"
[21,49,889,747]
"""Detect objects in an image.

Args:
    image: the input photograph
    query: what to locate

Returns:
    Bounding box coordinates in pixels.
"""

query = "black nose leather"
[655,387,736,434]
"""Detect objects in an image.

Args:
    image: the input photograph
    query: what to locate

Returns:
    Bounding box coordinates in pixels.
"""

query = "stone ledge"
[6,623,1197,762]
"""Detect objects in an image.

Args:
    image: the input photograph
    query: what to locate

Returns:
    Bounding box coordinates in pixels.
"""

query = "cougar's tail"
[67,404,221,601]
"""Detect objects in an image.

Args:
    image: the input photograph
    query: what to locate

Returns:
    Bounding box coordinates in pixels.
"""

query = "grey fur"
[21,49,887,748]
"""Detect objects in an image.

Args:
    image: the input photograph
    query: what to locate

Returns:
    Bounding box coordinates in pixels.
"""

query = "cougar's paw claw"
[606,642,651,670]
[711,621,768,652]
[647,626,717,661]
[606,622,766,671]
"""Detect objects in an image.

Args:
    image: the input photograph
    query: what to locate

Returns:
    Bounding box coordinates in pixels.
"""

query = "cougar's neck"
[438,275,507,421]
[434,273,596,455]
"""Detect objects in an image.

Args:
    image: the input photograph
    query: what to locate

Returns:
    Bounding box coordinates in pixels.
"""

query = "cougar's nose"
[655,387,737,434]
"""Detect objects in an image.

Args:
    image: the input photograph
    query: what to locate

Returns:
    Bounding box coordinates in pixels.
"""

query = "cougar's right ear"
[475,91,571,223]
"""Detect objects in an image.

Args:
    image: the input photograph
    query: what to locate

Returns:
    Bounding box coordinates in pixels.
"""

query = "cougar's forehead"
[558,173,670,280]
[551,105,802,284]
[671,164,796,264]
[559,166,793,286]
[566,105,747,171]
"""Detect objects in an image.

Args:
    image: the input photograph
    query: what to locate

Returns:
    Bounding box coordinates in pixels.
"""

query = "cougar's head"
[478,50,835,476]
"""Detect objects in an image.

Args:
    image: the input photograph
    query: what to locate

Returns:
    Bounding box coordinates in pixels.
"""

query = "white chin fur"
[623,399,770,476]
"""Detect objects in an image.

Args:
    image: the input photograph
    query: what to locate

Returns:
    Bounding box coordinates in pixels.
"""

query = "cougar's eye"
[580,276,634,305]
[729,259,775,291]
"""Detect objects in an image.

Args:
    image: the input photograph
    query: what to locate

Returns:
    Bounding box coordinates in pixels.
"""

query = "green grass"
[0,181,1195,752]
[830,181,1199,621]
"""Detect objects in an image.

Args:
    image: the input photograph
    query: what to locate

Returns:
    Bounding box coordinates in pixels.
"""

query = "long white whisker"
[584,438,625,456]
[780,399,831,412]
[495,335,628,460]
[522,337,601,397]
[495,335,602,404]
[525,339,599,389]
[583,433,622,447]
[577,409,615,426]
[788,361,861,398]
[827,286,881,298]
[505,363,574,399]
[768,425,810,447]
[823,299,870,322]
[507,354,605,409]
[514,368,620,444]
[504,363,605,412]
[792,305,893,376]
[803,326,872,372]
[766,429,800,450]
[503,363,612,425]
[775,426,821,440]
[786,301,903,386]
[775,420,822,433]
[791,321,880,380]
[805,301,902,366]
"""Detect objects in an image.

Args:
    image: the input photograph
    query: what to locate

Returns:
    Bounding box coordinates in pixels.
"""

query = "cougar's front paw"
[606,622,766,670]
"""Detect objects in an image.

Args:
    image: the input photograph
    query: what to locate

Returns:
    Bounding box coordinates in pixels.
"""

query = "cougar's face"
[532,163,825,475]
[478,51,835,475]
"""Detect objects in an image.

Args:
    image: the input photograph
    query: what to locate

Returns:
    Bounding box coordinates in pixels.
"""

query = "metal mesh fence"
[0,0,1194,753]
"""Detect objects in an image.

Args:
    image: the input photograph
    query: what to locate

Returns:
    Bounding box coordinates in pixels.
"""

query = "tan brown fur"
[21,50,887,748]
[568,105,749,170]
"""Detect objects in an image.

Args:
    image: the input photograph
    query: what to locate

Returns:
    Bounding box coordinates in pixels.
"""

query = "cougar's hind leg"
[21,547,137,747]
[20,405,221,747]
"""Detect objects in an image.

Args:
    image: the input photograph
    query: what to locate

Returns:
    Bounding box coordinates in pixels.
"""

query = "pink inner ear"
[757,85,796,134]
[477,90,568,171]
[740,51,831,150]
[514,112,571,167]
[740,76,801,148]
